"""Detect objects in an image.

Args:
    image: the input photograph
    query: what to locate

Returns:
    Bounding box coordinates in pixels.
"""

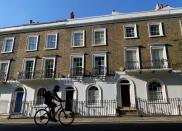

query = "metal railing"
[0,72,7,82]
[92,66,107,76]
[0,100,117,118]
[18,70,55,80]
[137,98,182,116]
[125,59,171,70]
[70,67,84,77]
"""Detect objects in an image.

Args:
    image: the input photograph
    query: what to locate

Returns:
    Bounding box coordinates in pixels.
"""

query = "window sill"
[25,49,38,52]
[72,45,85,48]
[124,36,138,39]
[92,44,107,47]
[1,51,13,54]
[149,35,164,38]
[44,48,57,50]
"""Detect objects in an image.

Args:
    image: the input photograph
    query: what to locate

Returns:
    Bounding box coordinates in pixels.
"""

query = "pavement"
[0,116,182,124]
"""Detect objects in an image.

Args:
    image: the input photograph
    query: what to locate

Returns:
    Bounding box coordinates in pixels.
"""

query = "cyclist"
[44,85,62,122]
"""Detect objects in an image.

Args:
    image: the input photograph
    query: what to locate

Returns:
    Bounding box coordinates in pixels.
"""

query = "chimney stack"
[70,11,75,19]
[29,19,33,24]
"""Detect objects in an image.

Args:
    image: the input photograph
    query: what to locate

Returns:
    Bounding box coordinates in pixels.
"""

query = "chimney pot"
[70,11,75,19]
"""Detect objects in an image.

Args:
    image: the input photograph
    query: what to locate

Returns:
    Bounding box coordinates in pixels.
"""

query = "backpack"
[44,91,53,104]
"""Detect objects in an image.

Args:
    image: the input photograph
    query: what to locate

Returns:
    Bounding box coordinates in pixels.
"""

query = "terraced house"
[0,4,182,118]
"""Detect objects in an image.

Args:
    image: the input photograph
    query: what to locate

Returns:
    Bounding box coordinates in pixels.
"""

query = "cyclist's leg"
[50,102,57,121]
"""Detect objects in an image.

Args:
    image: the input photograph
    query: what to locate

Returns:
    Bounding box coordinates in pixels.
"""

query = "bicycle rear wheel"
[34,109,50,126]
[58,110,74,126]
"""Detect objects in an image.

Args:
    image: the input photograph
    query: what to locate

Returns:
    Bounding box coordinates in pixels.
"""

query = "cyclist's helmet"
[53,85,60,92]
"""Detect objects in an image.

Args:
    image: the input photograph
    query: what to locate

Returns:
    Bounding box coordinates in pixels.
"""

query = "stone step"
[0,113,9,119]
[117,108,138,117]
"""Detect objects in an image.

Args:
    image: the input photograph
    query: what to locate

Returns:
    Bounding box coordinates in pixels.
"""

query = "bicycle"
[34,100,74,126]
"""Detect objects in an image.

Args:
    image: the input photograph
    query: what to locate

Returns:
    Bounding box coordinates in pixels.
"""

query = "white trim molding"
[26,35,39,51]
[71,30,85,47]
[123,24,138,39]
[1,37,14,53]
[45,33,58,49]
[22,58,36,79]
[148,22,164,37]
[93,28,106,46]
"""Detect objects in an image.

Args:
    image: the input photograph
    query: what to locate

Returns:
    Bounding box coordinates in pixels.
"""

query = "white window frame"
[124,47,140,69]
[72,30,85,47]
[36,88,46,105]
[86,85,102,107]
[70,53,84,76]
[93,28,106,46]
[179,20,182,35]
[92,52,107,76]
[0,60,10,81]
[147,79,167,102]
[1,37,14,53]
[42,57,56,78]
[150,45,168,68]
[45,33,58,49]
[26,35,39,51]
[22,58,36,79]
[148,22,164,37]
[123,24,138,39]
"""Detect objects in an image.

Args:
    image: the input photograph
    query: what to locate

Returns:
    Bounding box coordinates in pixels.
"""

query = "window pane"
[94,56,105,75]
[148,80,163,100]
[44,59,54,78]
[47,35,56,48]
[4,39,13,52]
[88,86,99,105]
[150,25,160,36]
[73,32,83,46]
[72,57,83,76]
[36,88,46,105]
[126,50,138,69]
[0,63,8,80]
[95,31,104,45]
[27,37,37,50]
[125,27,135,37]
[24,60,34,79]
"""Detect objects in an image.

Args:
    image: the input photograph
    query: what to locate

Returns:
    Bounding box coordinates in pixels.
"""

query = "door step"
[117,107,138,117]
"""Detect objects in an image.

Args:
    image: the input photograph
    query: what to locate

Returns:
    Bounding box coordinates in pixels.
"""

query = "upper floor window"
[1,37,14,53]
[26,35,38,51]
[125,47,140,69]
[72,30,85,47]
[148,22,163,37]
[70,54,84,76]
[0,60,10,81]
[92,53,107,76]
[93,28,106,46]
[45,33,57,49]
[42,57,55,78]
[147,80,166,101]
[22,58,36,79]
[150,45,168,69]
[123,24,138,39]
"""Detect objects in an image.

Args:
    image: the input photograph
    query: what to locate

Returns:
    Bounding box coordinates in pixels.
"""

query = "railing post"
[178,98,181,116]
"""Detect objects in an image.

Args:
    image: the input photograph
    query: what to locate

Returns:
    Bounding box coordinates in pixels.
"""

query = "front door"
[121,85,131,107]
[14,92,24,113]
[65,90,74,111]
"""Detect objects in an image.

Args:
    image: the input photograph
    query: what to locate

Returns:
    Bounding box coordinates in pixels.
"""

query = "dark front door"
[121,85,130,107]
[65,90,74,111]
[14,92,24,113]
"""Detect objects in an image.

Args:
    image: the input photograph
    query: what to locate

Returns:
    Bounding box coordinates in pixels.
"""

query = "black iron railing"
[136,97,182,116]
[70,67,84,77]
[18,70,55,80]
[92,66,107,76]
[125,59,171,70]
[0,100,117,118]
[0,72,7,81]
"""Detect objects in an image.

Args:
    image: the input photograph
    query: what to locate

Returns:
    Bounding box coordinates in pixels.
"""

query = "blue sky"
[0,0,182,28]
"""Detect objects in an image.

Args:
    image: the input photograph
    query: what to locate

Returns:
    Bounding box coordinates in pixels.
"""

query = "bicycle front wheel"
[34,109,50,126]
[58,110,74,126]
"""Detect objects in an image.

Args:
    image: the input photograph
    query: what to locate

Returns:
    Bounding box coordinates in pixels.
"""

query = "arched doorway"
[120,80,131,107]
[65,87,74,111]
[14,87,24,113]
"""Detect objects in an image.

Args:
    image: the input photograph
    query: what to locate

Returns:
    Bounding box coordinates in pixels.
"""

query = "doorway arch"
[117,78,136,108]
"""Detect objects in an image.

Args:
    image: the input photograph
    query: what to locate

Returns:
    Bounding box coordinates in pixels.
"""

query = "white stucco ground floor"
[0,71,182,117]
